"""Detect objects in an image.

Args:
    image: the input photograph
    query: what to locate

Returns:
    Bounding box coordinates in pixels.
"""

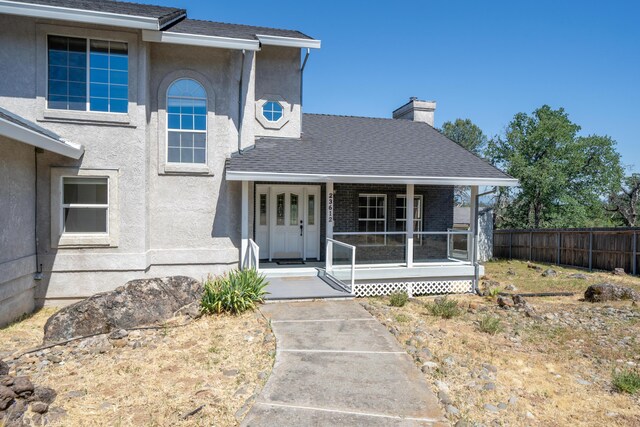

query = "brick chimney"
[392,97,436,126]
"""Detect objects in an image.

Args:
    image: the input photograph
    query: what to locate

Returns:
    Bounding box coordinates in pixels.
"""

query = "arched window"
[167,79,207,164]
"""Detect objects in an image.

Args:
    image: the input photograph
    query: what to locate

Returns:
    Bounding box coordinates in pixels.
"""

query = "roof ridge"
[303,112,437,125]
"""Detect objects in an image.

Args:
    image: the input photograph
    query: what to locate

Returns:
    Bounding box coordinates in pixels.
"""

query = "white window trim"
[51,168,119,248]
[255,94,291,130]
[36,23,139,126]
[166,79,208,166]
[358,193,387,246]
[46,34,130,114]
[397,194,423,245]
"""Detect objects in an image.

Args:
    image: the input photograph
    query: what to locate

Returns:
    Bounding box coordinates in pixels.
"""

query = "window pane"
[64,208,107,233]
[180,148,193,163]
[168,132,180,147]
[308,195,315,225]
[276,194,285,225]
[166,79,207,164]
[168,114,180,129]
[290,194,299,225]
[262,101,283,122]
[168,79,206,98]
[194,115,206,131]
[259,194,267,226]
[89,39,128,113]
[168,147,180,162]
[63,177,107,204]
[193,133,206,148]
[193,148,206,164]
[48,35,87,111]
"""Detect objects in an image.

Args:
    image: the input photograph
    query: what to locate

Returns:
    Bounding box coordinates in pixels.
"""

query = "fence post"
[633,232,637,276]
[509,232,513,259]
[529,231,533,261]
[556,232,561,266]
[588,231,593,272]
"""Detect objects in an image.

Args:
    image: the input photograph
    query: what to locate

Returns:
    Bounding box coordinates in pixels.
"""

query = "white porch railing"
[242,239,260,271]
[325,238,356,291]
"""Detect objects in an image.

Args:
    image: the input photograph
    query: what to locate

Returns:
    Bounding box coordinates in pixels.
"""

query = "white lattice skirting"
[352,280,474,297]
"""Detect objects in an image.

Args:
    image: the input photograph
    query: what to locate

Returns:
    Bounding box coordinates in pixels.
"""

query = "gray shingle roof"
[10,0,186,27]
[166,18,312,41]
[0,106,66,143]
[228,114,514,182]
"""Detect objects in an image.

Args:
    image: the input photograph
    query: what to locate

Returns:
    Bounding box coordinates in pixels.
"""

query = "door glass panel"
[276,193,285,225]
[259,194,267,226]
[290,194,299,225]
[308,194,315,225]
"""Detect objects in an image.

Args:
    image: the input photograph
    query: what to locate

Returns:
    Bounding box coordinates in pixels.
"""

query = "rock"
[569,273,588,280]
[527,262,542,272]
[30,387,56,405]
[484,403,499,412]
[174,301,202,319]
[0,385,17,410]
[46,406,67,423]
[438,391,452,405]
[108,329,129,340]
[0,360,8,376]
[526,411,535,419]
[613,268,626,276]
[508,395,518,405]
[43,276,202,344]
[504,284,518,291]
[483,382,496,391]
[257,371,268,380]
[46,354,62,363]
[497,402,508,410]
[482,363,498,373]
[446,405,460,415]
[0,376,13,387]
[30,401,48,414]
[576,378,591,385]
[443,356,455,366]
[223,369,239,377]
[420,347,433,360]
[435,380,450,393]
[506,268,517,276]
[66,390,86,398]
[497,296,514,308]
[421,362,438,373]
[11,377,34,396]
[111,339,128,348]
[454,420,469,427]
[584,283,640,303]
[542,268,557,277]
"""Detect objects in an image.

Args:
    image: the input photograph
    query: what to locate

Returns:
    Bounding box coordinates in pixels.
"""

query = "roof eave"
[256,34,321,49]
[0,0,182,30]
[0,116,84,159]
[142,29,260,51]
[225,170,519,187]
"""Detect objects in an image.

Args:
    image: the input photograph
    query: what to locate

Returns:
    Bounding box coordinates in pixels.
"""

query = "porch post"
[406,184,414,268]
[241,180,249,269]
[326,181,334,262]
[470,186,479,290]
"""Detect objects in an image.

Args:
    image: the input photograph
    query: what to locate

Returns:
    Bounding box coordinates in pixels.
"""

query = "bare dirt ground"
[0,309,275,426]
[364,260,640,426]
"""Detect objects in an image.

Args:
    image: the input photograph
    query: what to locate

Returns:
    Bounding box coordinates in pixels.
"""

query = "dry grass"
[0,308,274,426]
[366,260,640,426]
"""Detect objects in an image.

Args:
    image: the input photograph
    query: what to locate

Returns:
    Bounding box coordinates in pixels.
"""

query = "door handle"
[300,220,304,236]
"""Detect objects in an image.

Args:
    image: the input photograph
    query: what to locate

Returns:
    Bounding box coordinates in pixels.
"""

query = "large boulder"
[43,276,202,344]
[584,283,640,303]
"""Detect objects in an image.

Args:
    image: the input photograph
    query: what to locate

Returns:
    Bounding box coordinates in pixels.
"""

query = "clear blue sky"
[143,0,640,173]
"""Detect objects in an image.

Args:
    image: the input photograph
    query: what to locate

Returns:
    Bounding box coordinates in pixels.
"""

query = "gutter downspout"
[474,186,497,295]
[237,49,246,154]
[34,148,43,280]
[300,48,310,133]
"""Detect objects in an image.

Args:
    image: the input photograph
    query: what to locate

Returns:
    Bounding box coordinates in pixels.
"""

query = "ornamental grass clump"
[427,296,461,319]
[612,369,640,394]
[201,269,268,315]
[389,291,409,307]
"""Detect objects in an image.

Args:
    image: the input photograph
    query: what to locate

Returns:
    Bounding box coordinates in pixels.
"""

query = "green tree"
[487,105,623,228]
[440,118,487,155]
[607,174,640,226]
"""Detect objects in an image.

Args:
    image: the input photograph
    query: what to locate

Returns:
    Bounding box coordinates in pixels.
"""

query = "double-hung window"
[47,35,128,113]
[167,79,207,164]
[396,195,423,244]
[62,177,109,234]
[358,194,386,245]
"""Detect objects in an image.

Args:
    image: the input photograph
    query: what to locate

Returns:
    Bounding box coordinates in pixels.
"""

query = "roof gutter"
[225,171,520,187]
[300,48,310,133]
[0,116,84,159]
[0,0,179,30]
[256,34,321,49]
[142,30,260,51]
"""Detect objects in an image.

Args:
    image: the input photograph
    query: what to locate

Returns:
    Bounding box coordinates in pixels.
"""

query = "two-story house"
[0,0,516,326]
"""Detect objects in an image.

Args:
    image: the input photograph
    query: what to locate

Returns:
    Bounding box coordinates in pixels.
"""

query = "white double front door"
[255,185,320,261]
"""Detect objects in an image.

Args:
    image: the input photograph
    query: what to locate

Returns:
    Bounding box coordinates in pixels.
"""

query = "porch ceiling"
[227,114,518,187]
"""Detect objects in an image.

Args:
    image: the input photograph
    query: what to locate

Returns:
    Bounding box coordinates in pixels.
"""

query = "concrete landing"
[263,275,350,300]
[242,300,446,426]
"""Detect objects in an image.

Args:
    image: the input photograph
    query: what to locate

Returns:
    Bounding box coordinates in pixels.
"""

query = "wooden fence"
[493,228,640,275]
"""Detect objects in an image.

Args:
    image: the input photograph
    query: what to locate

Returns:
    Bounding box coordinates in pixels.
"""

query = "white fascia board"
[0,0,165,30]
[225,170,519,187]
[142,30,260,51]
[256,34,321,49]
[0,117,84,159]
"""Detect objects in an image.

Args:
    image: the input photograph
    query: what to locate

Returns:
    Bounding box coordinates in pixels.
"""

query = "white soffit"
[0,117,84,159]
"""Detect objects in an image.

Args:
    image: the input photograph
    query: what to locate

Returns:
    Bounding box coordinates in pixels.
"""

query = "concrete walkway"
[242,300,446,426]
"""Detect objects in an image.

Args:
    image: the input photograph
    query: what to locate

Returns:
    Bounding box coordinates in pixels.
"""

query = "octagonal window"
[262,101,283,122]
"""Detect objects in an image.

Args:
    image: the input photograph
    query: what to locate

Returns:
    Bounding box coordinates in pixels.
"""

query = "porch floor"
[264,275,351,301]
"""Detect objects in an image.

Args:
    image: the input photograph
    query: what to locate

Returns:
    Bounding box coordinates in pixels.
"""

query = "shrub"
[478,315,503,335]
[395,313,410,323]
[427,297,461,319]
[486,287,501,298]
[612,369,640,394]
[389,291,409,307]
[201,269,268,315]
